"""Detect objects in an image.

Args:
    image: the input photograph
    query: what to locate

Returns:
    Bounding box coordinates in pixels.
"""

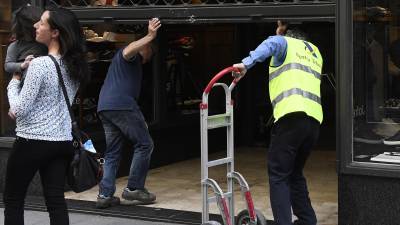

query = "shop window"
[353,1,400,165]
[165,34,201,116]
[160,24,235,124]
[57,0,335,7]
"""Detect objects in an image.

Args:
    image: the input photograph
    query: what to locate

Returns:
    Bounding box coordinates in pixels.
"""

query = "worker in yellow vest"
[233,21,323,225]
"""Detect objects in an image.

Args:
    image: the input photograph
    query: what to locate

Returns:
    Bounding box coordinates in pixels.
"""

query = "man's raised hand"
[148,18,161,39]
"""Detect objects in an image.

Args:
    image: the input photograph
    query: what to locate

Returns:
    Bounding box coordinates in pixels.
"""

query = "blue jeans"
[98,109,154,197]
[268,112,319,225]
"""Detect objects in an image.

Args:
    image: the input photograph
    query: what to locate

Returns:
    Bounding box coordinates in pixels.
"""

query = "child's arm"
[4,42,34,74]
[4,42,23,73]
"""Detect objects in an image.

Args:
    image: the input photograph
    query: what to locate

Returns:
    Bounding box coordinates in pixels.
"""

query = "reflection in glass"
[353,1,400,164]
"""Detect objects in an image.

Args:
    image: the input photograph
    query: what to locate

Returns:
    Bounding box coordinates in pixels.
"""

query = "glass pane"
[58,0,335,7]
[353,0,400,164]
[162,24,234,125]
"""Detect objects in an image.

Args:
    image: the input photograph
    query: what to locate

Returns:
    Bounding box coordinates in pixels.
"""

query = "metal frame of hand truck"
[200,67,259,225]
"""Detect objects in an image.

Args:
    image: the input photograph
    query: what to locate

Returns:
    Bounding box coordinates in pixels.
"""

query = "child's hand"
[21,55,35,70]
[12,72,21,81]
[8,109,16,120]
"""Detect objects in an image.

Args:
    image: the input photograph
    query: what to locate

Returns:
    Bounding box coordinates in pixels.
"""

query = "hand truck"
[200,67,268,225]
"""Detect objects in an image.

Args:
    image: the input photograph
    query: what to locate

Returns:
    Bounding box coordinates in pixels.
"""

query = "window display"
[58,0,334,7]
[353,1,400,164]
[74,23,156,131]
[165,35,201,115]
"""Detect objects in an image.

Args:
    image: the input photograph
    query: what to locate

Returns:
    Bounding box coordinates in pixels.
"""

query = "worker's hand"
[276,20,288,36]
[21,55,35,70]
[232,63,247,78]
[147,18,161,40]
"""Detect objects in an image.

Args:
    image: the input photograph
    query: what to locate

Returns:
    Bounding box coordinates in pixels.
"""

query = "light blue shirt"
[242,35,287,69]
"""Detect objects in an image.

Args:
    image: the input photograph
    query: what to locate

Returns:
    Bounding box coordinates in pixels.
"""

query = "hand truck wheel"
[201,221,222,225]
[235,208,267,225]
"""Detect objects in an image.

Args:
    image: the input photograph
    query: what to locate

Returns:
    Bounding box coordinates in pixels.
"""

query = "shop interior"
[52,21,338,224]
[352,3,400,165]
[0,0,337,217]
[0,0,341,224]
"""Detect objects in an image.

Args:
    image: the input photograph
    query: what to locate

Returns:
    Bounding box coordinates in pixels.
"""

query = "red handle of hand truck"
[203,67,241,94]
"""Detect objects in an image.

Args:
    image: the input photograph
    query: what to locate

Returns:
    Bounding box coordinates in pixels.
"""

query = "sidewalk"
[0,208,184,225]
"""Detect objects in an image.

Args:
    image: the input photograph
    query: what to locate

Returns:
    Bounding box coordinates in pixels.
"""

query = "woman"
[3,6,89,225]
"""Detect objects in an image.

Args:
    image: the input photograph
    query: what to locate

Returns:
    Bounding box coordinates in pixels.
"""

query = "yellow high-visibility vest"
[269,36,323,123]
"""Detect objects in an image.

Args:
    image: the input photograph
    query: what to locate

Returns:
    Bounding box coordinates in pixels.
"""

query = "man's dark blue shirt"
[98,48,143,112]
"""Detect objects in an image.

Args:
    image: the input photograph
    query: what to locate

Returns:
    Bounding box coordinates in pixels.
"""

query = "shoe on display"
[96,195,120,209]
[353,132,383,144]
[383,131,400,145]
[121,187,156,204]
[99,50,116,61]
[373,118,400,138]
[354,123,384,144]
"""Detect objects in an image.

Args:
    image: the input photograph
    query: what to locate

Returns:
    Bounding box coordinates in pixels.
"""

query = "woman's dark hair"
[11,5,43,42]
[46,6,90,84]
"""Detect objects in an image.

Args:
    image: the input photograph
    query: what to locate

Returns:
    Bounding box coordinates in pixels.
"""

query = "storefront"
[337,0,400,224]
[54,0,335,168]
[0,0,367,224]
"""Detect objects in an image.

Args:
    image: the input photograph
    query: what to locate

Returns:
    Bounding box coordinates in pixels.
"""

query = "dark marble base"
[339,174,400,225]
[0,195,276,225]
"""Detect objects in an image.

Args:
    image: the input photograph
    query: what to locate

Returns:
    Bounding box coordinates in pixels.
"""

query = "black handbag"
[49,55,103,193]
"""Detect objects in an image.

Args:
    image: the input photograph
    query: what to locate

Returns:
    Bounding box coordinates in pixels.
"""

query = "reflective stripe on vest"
[269,36,323,123]
[269,63,321,82]
[271,88,321,108]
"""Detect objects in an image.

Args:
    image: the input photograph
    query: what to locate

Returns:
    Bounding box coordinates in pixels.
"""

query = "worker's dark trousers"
[268,112,320,225]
